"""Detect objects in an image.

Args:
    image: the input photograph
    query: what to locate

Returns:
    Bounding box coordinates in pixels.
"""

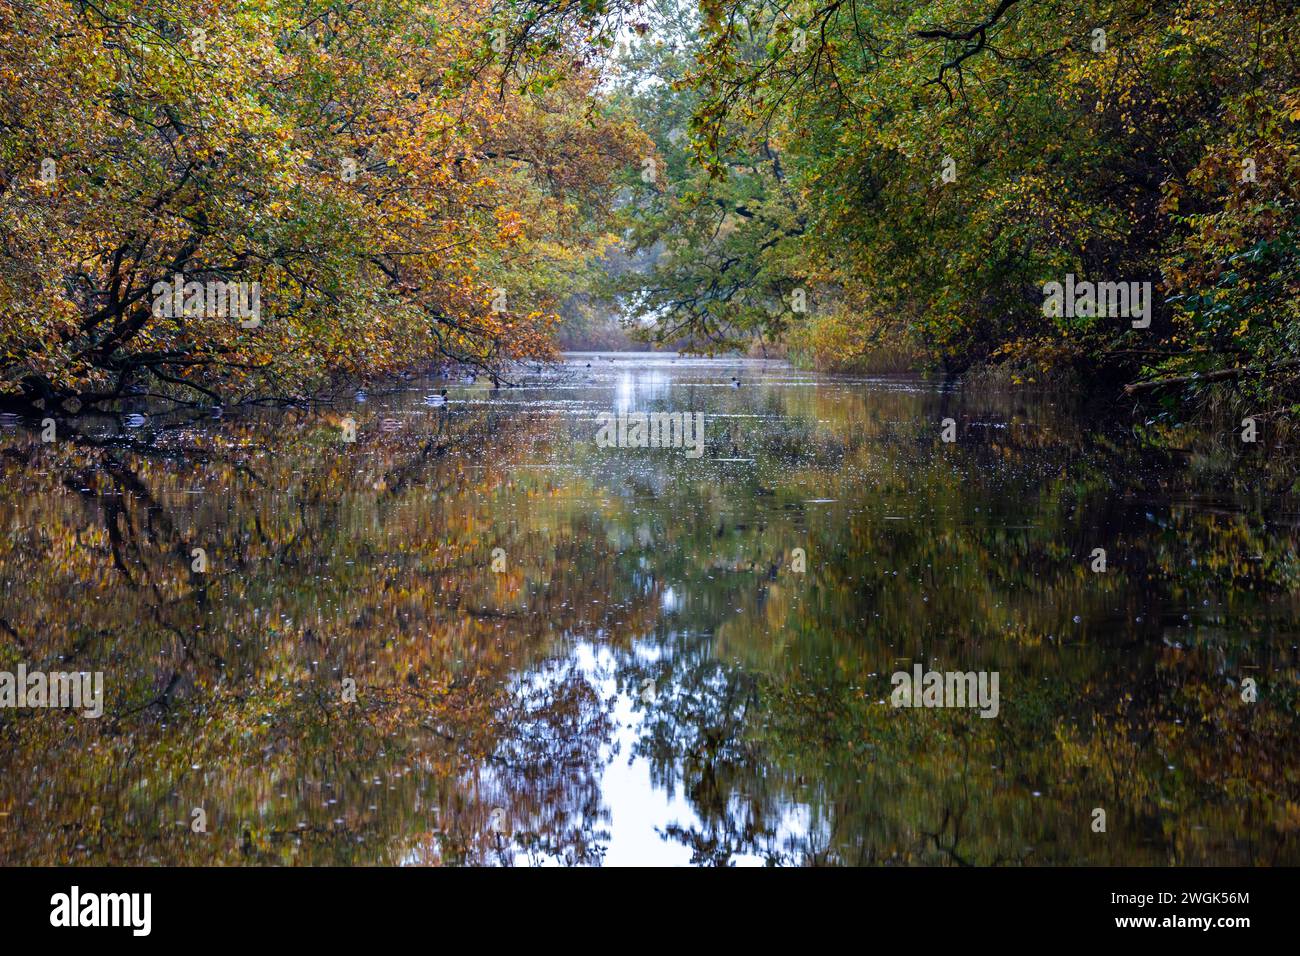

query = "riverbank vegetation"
[0,0,645,410]
[2,0,1297,416]
[601,0,1299,413]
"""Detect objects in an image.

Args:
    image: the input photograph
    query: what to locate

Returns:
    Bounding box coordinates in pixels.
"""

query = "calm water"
[1,353,1297,865]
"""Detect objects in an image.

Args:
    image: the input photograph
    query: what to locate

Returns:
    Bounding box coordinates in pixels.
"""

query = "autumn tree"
[0,0,647,410]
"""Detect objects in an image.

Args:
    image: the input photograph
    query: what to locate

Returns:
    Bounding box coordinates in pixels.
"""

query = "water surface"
[1,353,1297,865]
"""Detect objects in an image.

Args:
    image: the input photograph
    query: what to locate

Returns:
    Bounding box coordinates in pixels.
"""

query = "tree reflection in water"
[1,356,1297,864]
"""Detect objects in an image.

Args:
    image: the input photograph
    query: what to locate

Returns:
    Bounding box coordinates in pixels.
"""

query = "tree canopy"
[1,0,647,409]
[2,0,1297,411]
[600,0,1299,408]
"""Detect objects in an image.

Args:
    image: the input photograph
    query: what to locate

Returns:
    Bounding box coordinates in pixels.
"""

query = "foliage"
[590,0,1300,409]
[0,0,647,408]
